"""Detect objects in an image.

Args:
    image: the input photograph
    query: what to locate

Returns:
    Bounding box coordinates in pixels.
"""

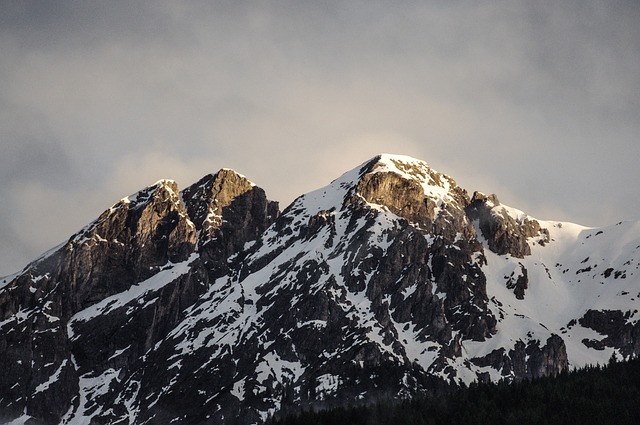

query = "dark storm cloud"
[1,0,639,276]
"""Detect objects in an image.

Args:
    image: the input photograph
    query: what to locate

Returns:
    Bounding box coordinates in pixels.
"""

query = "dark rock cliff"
[579,309,640,357]
[471,335,568,382]
[182,169,279,277]
[466,191,549,258]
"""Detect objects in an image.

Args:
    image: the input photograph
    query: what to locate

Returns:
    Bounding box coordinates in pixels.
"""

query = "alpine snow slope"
[0,154,639,424]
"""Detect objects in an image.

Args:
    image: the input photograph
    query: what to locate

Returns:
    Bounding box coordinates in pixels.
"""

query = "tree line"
[269,356,640,425]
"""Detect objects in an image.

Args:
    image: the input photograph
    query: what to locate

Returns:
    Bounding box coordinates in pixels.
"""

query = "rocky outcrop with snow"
[0,154,638,425]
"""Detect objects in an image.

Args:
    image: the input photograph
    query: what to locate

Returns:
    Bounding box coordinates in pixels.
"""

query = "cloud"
[1,0,639,275]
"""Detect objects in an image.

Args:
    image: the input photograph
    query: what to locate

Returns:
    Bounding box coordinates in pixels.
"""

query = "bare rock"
[506,263,529,300]
[466,191,549,258]
[579,309,640,358]
[182,169,279,277]
[472,335,568,380]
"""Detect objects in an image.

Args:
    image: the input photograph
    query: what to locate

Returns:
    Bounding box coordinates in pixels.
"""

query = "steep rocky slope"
[0,154,638,425]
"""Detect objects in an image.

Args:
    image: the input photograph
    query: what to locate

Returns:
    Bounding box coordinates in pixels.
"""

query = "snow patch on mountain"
[471,213,640,369]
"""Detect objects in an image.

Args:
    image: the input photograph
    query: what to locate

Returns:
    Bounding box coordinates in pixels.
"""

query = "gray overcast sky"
[1,0,639,276]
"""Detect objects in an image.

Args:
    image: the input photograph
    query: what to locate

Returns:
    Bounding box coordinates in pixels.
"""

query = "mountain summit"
[1,154,639,424]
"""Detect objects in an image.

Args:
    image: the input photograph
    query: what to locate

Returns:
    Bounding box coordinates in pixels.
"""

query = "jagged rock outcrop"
[471,335,568,381]
[579,309,640,357]
[0,154,638,425]
[182,169,279,277]
[466,191,549,258]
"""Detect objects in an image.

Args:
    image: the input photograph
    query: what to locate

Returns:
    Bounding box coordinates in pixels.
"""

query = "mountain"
[1,154,639,425]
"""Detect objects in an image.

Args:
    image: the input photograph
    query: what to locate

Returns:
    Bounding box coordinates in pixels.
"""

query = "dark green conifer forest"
[270,357,640,425]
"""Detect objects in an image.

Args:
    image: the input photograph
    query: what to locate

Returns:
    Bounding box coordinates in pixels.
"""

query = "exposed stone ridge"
[181,169,255,239]
[60,179,198,309]
[466,191,550,258]
[182,168,280,277]
[579,309,640,357]
[119,179,179,207]
[471,335,568,382]
[351,154,471,234]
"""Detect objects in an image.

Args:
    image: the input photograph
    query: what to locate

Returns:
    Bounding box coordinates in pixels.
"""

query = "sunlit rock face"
[1,154,639,425]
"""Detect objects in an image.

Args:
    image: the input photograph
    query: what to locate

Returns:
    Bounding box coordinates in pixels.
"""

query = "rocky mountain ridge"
[1,154,639,425]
